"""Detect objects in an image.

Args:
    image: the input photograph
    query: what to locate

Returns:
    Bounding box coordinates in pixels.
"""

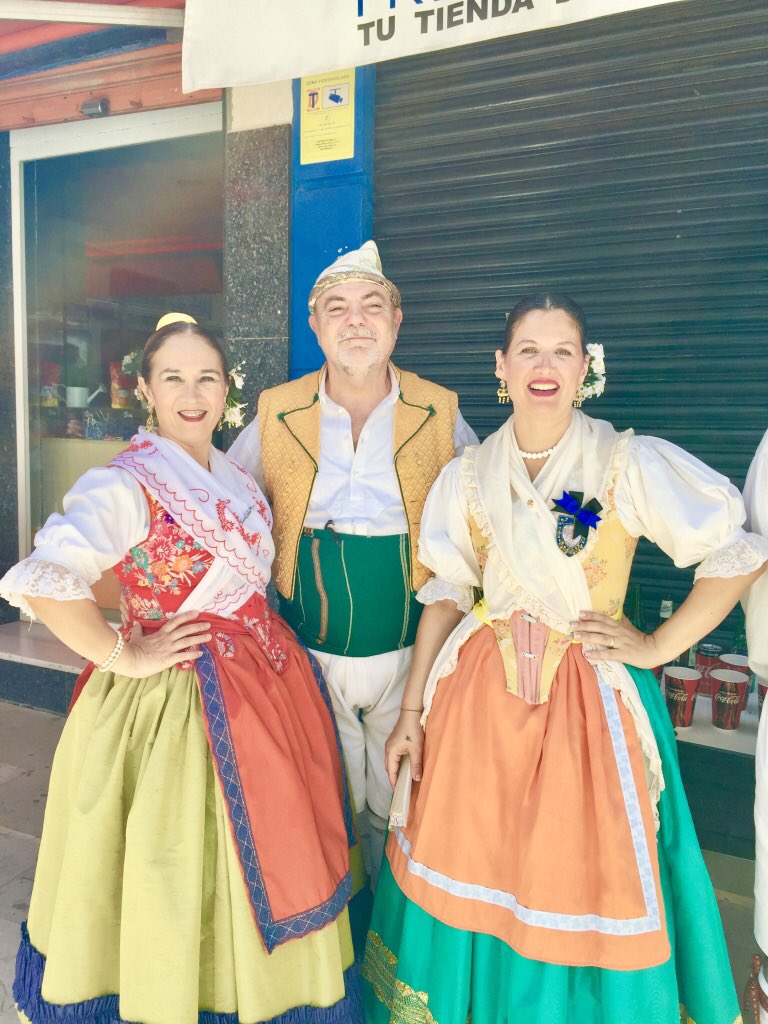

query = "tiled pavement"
[0,698,757,1022]
[0,702,62,1024]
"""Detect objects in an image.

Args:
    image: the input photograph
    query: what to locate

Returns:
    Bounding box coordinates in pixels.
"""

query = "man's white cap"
[308,240,401,313]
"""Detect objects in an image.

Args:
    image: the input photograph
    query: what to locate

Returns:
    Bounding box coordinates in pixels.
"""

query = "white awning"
[182,0,690,93]
[0,0,182,28]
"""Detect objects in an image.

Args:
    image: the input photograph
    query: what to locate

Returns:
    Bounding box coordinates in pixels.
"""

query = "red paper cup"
[718,654,752,709]
[696,643,723,696]
[710,669,750,729]
[664,667,701,728]
[759,677,767,716]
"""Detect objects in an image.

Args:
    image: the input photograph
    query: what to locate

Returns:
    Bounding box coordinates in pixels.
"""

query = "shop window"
[24,133,224,610]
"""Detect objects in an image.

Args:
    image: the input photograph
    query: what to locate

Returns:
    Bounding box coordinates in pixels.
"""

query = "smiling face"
[495,308,589,414]
[309,279,403,381]
[138,333,228,456]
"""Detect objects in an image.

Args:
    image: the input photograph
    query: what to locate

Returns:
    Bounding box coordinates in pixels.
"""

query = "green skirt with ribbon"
[362,666,741,1024]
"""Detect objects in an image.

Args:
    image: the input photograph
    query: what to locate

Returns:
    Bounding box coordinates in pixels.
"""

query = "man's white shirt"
[229,366,478,536]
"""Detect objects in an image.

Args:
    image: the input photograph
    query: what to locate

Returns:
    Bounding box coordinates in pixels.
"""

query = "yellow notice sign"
[300,68,355,165]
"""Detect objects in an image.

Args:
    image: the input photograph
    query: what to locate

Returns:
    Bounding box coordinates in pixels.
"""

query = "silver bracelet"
[98,631,124,673]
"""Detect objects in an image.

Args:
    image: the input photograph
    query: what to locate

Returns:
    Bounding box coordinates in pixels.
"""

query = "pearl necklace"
[519,446,555,460]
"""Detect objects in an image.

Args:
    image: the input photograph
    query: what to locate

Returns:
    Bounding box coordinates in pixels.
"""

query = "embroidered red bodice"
[118,491,210,622]
[116,490,286,672]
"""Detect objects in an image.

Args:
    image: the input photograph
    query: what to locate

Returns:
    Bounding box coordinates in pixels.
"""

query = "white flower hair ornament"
[573,343,606,408]
[223,361,247,430]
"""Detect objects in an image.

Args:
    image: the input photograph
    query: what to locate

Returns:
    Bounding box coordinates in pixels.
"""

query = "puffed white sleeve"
[227,416,266,492]
[0,466,149,619]
[614,435,768,579]
[453,409,479,454]
[743,430,768,678]
[416,454,482,614]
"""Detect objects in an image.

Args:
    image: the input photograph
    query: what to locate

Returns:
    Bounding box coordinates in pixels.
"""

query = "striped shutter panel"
[373,0,768,630]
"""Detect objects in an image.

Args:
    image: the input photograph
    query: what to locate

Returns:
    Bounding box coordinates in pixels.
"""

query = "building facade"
[0,0,765,857]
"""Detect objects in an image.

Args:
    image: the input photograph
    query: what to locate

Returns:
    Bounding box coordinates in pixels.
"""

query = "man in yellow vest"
[230,241,477,883]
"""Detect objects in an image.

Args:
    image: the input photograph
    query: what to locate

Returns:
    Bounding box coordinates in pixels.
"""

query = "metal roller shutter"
[374,0,768,629]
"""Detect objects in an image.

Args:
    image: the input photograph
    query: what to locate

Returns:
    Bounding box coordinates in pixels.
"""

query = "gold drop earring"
[145,403,156,431]
[496,377,510,405]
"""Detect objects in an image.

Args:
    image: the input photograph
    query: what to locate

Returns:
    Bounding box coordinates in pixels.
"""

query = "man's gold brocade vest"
[259,365,459,600]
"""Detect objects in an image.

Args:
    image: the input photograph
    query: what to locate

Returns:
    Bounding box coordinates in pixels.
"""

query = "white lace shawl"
[418,413,768,623]
[0,433,273,619]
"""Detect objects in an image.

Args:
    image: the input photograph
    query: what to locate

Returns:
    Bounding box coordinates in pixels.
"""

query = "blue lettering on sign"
[357,0,397,16]
[358,0,442,14]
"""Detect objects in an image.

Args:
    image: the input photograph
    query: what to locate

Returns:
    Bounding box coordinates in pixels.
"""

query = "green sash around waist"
[279,527,422,658]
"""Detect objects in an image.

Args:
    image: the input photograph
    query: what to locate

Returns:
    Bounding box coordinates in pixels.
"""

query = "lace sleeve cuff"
[0,558,97,619]
[416,577,475,613]
[694,533,768,581]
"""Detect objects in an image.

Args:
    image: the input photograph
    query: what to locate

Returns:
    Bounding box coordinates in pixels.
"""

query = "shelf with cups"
[662,653,762,756]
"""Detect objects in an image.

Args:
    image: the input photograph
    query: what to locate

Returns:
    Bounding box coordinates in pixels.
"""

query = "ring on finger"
[608,636,616,649]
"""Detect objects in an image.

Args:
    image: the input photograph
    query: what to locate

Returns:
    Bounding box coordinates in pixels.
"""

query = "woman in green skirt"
[364,294,766,1024]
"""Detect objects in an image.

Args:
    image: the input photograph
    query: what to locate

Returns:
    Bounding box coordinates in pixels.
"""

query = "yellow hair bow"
[155,312,197,331]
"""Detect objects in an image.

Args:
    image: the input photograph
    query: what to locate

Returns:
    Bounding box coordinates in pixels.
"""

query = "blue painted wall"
[289,66,376,379]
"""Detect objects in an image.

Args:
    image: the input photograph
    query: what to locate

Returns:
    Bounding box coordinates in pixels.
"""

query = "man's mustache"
[338,328,376,341]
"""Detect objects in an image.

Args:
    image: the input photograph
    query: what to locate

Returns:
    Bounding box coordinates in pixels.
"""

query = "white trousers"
[310,645,412,821]
[310,646,412,885]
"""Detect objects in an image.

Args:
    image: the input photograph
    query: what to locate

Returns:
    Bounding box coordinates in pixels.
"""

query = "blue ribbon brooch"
[552,490,603,556]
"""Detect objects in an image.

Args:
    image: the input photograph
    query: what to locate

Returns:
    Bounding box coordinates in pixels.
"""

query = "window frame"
[10,100,224,558]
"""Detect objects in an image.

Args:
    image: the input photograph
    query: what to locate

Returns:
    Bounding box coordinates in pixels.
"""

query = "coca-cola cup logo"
[663,667,701,729]
[709,669,749,730]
